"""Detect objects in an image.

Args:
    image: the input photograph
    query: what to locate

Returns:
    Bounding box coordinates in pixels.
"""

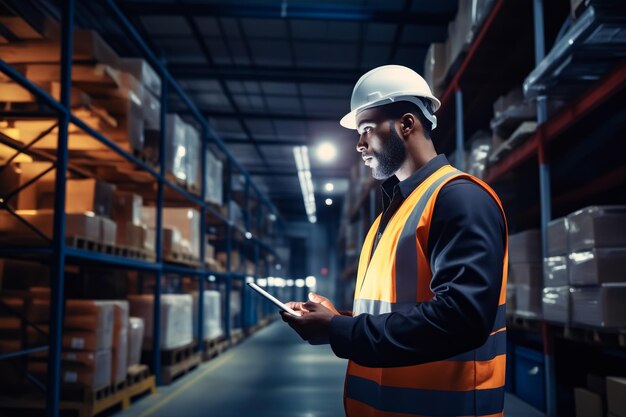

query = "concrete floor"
[113,320,544,417]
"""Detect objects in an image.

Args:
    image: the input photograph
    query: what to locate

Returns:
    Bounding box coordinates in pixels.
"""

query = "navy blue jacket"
[329,155,506,367]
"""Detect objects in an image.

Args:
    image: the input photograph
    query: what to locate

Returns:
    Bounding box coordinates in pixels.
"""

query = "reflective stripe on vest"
[346,164,509,417]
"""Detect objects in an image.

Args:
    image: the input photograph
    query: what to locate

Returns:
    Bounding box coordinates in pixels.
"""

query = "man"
[281,65,508,417]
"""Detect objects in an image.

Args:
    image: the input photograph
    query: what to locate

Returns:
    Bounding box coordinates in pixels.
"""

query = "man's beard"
[371,122,406,180]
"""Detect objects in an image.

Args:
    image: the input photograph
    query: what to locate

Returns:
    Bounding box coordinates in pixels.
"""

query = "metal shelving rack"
[0,1,287,416]
[434,1,626,417]
[337,0,625,415]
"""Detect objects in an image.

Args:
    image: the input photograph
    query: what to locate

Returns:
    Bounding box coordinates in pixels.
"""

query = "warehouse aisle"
[113,319,545,417]
[113,320,347,417]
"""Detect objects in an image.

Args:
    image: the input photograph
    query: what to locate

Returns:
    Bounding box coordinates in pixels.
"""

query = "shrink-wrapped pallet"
[128,294,193,350]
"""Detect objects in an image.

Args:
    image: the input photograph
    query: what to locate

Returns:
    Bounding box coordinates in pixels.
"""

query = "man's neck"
[395,147,437,181]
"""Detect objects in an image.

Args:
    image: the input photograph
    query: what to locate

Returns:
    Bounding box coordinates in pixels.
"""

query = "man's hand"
[280,297,338,342]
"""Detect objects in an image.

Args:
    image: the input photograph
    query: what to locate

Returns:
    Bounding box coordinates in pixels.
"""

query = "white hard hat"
[340,65,441,130]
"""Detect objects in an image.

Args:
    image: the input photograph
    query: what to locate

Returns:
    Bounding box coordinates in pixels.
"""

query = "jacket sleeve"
[328,179,506,367]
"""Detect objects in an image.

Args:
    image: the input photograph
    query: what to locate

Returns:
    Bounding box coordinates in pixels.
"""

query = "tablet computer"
[247,282,301,316]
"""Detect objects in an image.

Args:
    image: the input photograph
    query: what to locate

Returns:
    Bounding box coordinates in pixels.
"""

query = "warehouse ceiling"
[27,0,459,222]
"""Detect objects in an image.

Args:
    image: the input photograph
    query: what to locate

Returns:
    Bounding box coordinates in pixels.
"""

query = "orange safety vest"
[345,164,508,417]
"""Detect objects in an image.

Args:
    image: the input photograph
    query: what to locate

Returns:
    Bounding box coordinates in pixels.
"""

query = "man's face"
[355,108,406,180]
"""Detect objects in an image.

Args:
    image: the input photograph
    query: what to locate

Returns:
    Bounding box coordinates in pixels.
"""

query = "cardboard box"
[574,388,603,417]
[141,88,160,130]
[191,290,223,342]
[91,89,145,152]
[0,210,100,242]
[165,114,187,182]
[128,317,144,367]
[142,207,201,258]
[99,217,117,244]
[509,229,542,263]
[543,256,569,287]
[64,179,115,218]
[568,248,626,285]
[567,206,626,252]
[117,57,161,98]
[548,217,569,256]
[204,149,223,205]
[606,377,626,417]
[29,349,112,390]
[542,286,571,324]
[113,191,142,225]
[128,294,193,350]
[2,162,56,210]
[571,284,626,327]
[508,262,542,287]
[119,222,148,249]
[111,301,129,384]
[185,123,201,193]
[514,285,542,318]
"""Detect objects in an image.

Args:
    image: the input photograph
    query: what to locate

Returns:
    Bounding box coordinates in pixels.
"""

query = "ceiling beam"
[168,64,367,84]
[249,169,351,178]
[173,109,338,122]
[122,2,454,24]
[224,138,308,146]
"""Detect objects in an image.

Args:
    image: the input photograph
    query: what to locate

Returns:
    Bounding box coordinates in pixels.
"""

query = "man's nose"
[356,135,367,152]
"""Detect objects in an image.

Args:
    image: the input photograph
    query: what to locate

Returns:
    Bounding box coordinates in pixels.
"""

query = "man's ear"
[400,113,416,137]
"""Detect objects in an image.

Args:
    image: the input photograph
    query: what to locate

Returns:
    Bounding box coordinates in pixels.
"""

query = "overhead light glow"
[293,146,317,223]
[316,142,337,162]
[295,279,305,288]
[324,182,334,192]
[325,198,333,206]
[305,276,317,288]
[245,231,252,240]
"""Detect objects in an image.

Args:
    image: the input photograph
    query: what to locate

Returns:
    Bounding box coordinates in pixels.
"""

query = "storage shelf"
[65,247,161,271]
[485,62,626,183]
[435,0,537,153]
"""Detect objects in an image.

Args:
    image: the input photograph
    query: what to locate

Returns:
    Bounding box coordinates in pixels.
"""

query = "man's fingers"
[308,292,330,303]
[308,293,339,315]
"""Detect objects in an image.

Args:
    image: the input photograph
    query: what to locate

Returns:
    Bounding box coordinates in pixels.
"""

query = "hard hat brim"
[339,95,441,130]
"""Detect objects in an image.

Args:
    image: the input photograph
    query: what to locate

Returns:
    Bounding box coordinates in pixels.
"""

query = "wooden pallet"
[124,364,157,406]
[230,328,245,346]
[164,250,201,268]
[201,335,229,361]
[143,342,202,385]
[0,368,156,417]
[66,236,156,261]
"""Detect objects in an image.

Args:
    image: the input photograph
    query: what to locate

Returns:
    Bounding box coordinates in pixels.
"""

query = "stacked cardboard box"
[127,317,145,367]
[191,290,223,342]
[164,114,200,193]
[26,297,117,389]
[112,190,153,251]
[542,217,571,323]
[0,21,162,157]
[567,206,626,328]
[230,289,242,331]
[141,207,201,260]
[607,377,626,417]
[508,229,543,318]
[0,163,117,244]
[128,294,193,351]
[204,148,223,206]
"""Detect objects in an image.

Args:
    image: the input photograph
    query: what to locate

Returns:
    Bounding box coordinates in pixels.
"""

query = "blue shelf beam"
[46,0,74,415]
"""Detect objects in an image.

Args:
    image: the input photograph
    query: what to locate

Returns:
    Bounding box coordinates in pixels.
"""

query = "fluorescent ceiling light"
[316,142,337,162]
[293,146,317,223]
[324,182,334,192]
